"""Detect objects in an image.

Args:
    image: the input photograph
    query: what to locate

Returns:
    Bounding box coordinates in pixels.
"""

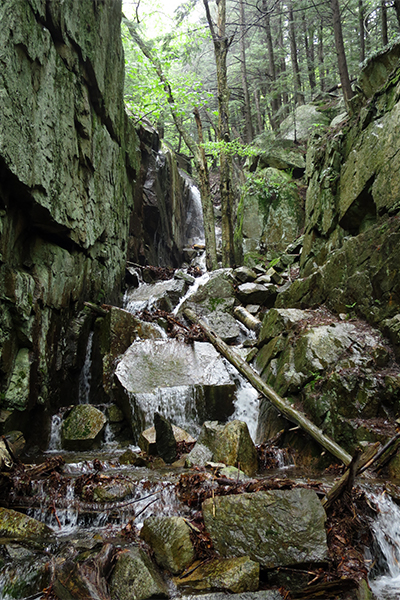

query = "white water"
[78,331,93,404]
[47,413,63,452]
[185,183,205,246]
[173,270,210,315]
[368,491,400,598]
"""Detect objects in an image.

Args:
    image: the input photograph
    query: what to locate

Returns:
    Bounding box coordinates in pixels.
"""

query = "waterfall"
[47,413,62,452]
[78,331,93,404]
[368,491,400,598]
[183,177,205,247]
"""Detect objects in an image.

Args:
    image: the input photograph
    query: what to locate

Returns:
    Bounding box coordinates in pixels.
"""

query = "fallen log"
[184,308,352,466]
[321,443,380,510]
[233,306,261,333]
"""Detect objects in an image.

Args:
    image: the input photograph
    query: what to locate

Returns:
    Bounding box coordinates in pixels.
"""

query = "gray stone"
[186,442,214,468]
[139,424,195,455]
[237,283,277,307]
[110,547,168,600]
[124,278,188,313]
[140,516,195,574]
[234,266,258,283]
[259,308,309,346]
[202,489,328,568]
[280,104,331,141]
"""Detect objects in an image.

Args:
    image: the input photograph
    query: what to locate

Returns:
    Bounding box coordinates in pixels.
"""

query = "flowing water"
[368,490,400,598]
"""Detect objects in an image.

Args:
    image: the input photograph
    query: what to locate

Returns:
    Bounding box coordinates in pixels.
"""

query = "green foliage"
[244,170,297,216]
[202,139,259,159]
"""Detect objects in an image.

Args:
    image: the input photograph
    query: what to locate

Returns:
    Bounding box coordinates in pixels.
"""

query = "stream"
[1,250,400,598]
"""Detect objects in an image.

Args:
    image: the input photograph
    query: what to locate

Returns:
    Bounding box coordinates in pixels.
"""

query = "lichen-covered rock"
[185,442,214,468]
[202,489,328,568]
[0,507,52,540]
[174,557,259,594]
[280,104,331,141]
[197,420,258,477]
[140,516,195,574]
[110,547,168,600]
[61,405,106,451]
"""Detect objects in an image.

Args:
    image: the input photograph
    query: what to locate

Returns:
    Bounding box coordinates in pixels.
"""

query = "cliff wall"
[0,0,141,429]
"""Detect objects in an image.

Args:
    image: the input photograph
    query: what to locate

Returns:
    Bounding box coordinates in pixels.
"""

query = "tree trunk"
[318,20,325,92]
[394,0,400,29]
[302,12,316,93]
[276,1,289,109]
[203,0,235,268]
[330,0,354,110]
[239,0,254,143]
[382,0,389,45]
[254,90,264,133]
[359,0,365,63]
[124,17,218,270]
[193,108,218,270]
[288,1,305,106]
[263,0,281,129]
[184,308,352,466]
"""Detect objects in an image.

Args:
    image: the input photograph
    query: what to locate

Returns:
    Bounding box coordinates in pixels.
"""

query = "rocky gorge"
[1,1,400,600]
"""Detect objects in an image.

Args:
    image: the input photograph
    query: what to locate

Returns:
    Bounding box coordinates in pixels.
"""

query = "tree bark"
[330,0,354,110]
[302,11,316,93]
[193,108,218,270]
[382,0,389,45]
[184,308,352,466]
[124,17,218,270]
[239,0,254,143]
[203,0,235,268]
[263,0,281,129]
[254,90,264,133]
[359,0,365,63]
[394,0,400,30]
[318,20,325,92]
[288,1,305,106]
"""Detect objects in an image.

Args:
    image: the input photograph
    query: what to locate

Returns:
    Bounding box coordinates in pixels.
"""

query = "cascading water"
[368,490,400,598]
[78,331,94,404]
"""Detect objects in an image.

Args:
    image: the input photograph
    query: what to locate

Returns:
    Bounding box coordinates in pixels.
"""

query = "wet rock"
[174,556,259,594]
[124,278,188,313]
[140,516,195,574]
[237,283,277,307]
[91,480,134,503]
[185,442,213,468]
[4,348,32,411]
[61,405,106,451]
[119,449,149,467]
[219,466,250,482]
[139,424,196,455]
[202,489,328,568]
[107,404,125,423]
[115,340,235,441]
[258,308,310,346]
[0,507,52,540]
[174,592,283,600]
[154,412,177,464]
[110,547,168,600]
[206,311,241,344]
[358,43,400,99]
[0,552,50,599]
[197,420,258,477]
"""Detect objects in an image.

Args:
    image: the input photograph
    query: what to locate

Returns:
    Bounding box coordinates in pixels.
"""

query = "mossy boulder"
[140,516,195,574]
[202,489,328,568]
[110,547,168,600]
[280,104,331,141]
[61,405,106,451]
[0,507,52,540]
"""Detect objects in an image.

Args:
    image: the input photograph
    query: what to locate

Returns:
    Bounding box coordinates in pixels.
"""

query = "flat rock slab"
[174,556,259,594]
[202,489,328,568]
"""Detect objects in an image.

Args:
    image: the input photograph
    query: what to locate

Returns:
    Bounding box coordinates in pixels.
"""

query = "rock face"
[202,489,328,568]
[114,340,236,440]
[284,58,400,331]
[280,104,331,141]
[0,0,196,440]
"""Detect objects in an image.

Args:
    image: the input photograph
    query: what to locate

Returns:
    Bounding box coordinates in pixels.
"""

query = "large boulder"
[202,489,328,568]
[174,557,259,594]
[280,104,331,142]
[114,340,236,440]
[138,424,195,455]
[110,547,168,600]
[61,405,106,451]
[140,516,195,574]
[124,278,188,313]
